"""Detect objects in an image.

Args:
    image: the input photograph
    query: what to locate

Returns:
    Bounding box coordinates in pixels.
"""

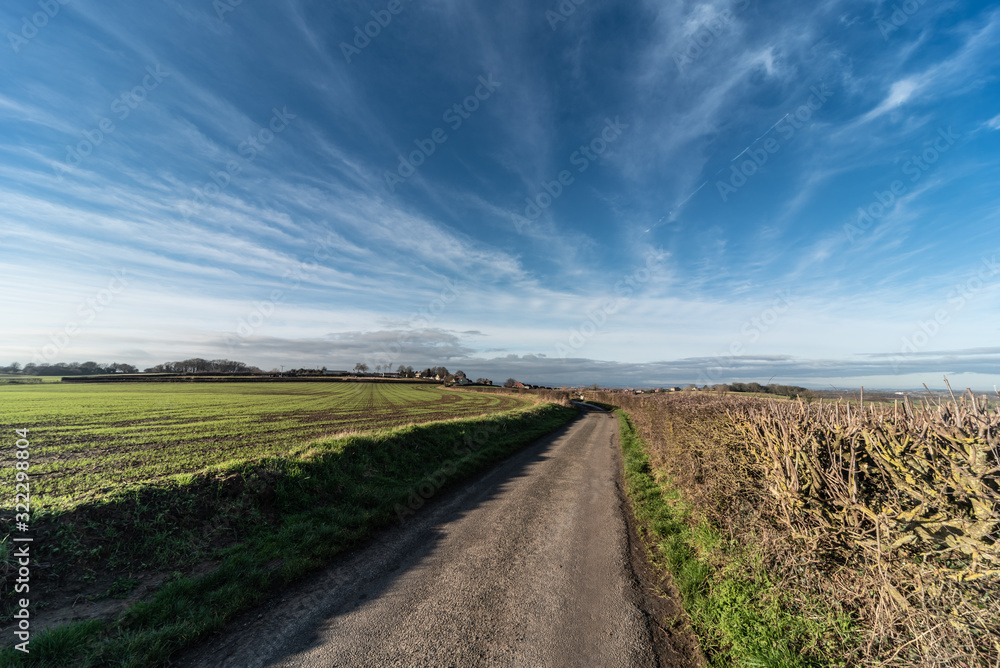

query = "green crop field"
[0,381,574,666]
[0,381,528,512]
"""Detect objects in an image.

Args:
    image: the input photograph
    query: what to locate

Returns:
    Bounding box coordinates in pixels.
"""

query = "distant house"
[513,382,527,389]
[456,377,472,385]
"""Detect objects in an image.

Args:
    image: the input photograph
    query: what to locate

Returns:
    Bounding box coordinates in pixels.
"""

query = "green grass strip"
[614,409,857,668]
[0,403,576,668]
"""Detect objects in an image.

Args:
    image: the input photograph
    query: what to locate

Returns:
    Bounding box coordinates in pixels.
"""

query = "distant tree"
[354,362,369,375]
[504,378,517,388]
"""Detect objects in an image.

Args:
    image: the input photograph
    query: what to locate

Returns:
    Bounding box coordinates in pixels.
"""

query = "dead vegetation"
[592,388,999,667]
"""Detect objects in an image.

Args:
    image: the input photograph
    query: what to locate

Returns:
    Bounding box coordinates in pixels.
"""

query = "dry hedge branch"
[594,390,999,667]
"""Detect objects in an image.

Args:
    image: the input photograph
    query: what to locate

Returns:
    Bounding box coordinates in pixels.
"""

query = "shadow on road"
[180,411,604,667]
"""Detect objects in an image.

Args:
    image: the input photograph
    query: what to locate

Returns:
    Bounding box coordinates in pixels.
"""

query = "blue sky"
[2,0,999,389]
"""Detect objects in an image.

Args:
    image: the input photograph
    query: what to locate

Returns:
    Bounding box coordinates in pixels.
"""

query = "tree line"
[144,358,262,374]
[721,382,812,399]
[1,361,138,376]
[1,358,260,376]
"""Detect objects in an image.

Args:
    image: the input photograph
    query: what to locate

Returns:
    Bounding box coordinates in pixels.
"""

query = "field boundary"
[58,375,440,384]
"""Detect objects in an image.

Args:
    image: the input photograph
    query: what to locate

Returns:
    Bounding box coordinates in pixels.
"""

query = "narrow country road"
[181,408,697,667]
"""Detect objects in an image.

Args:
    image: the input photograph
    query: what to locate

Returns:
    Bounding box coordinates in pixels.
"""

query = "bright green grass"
[0,382,528,512]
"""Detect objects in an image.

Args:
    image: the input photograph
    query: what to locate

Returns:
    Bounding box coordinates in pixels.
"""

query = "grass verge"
[0,403,576,667]
[614,408,858,667]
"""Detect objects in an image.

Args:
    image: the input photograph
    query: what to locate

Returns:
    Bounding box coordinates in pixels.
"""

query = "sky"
[1,0,999,389]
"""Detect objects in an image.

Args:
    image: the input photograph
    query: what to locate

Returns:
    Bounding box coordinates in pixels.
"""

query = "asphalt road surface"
[183,408,695,667]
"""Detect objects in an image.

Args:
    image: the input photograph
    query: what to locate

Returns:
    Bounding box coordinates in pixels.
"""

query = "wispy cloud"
[1,0,998,389]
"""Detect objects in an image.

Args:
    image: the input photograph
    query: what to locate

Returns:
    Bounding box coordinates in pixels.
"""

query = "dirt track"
[179,409,701,667]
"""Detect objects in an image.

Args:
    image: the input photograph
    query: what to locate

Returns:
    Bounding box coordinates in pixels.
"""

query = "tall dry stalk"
[595,389,1000,667]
